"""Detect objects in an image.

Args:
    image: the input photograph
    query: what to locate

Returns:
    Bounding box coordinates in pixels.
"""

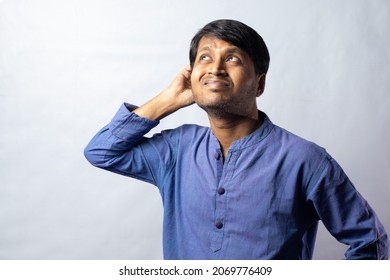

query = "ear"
[256,73,266,97]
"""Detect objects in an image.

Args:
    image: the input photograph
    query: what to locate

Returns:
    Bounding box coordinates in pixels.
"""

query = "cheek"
[238,74,257,90]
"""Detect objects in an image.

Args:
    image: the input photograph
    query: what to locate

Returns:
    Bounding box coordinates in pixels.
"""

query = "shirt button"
[217,187,225,195]
[214,152,220,160]
[215,221,223,229]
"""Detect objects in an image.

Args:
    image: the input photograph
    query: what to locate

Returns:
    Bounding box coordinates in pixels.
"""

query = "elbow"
[377,231,389,260]
[83,144,104,167]
[84,126,119,168]
[83,145,96,166]
[345,230,389,260]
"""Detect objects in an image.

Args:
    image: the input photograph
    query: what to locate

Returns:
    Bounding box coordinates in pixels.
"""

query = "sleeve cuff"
[108,103,159,141]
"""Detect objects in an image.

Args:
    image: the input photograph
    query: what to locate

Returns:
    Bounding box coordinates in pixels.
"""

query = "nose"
[208,58,227,76]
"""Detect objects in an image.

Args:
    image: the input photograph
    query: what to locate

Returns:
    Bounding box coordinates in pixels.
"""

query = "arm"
[308,156,388,259]
[133,65,194,120]
[84,66,194,185]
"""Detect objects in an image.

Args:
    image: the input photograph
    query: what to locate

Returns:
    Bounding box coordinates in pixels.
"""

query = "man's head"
[189,19,270,75]
[189,19,270,119]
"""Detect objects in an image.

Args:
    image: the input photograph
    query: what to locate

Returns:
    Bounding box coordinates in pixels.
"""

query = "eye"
[200,54,211,61]
[227,56,241,63]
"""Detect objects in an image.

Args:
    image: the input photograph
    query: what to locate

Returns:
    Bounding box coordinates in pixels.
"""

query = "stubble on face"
[195,83,258,120]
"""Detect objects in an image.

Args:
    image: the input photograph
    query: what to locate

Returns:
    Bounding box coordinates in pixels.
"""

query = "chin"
[196,102,236,119]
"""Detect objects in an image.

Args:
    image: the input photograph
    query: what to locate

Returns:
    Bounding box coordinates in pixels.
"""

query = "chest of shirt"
[161,141,313,230]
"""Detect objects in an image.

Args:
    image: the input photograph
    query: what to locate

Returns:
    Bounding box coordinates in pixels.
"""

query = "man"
[84,19,388,259]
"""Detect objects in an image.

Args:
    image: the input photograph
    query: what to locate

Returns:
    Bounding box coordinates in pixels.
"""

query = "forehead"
[197,36,243,53]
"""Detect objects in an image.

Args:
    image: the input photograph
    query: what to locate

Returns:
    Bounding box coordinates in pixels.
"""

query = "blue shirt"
[84,103,388,259]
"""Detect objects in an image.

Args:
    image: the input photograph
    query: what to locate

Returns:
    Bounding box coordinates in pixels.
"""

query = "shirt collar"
[209,111,274,151]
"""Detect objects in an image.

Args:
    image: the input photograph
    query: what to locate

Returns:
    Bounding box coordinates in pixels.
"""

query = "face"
[190,36,265,119]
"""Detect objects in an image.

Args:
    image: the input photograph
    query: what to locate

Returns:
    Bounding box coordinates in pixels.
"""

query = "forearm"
[310,157,389,259]
[133,91,182,121]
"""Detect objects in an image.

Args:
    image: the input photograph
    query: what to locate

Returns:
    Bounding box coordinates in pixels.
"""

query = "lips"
[202,78,230,88]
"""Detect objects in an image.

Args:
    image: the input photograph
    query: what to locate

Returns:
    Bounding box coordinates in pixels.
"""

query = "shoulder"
[177,123,209,133]
[157,123,210,142]
[271,124,328,159]
[268,124,341,194]
[259,113,327,161]
[266,123,334,187]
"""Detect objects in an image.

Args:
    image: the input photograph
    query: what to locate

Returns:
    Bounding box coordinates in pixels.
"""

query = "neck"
[208,111,263,159]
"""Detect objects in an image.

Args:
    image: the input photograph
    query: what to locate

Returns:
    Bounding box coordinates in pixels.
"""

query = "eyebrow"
[199,45,242,54]
[199,46,211,52]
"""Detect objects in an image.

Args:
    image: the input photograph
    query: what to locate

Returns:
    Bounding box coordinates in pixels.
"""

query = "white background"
[0,0,389,259]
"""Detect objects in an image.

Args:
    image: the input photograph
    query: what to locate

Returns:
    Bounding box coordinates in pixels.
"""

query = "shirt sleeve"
[307,154,389,259]
[84,103,176,186]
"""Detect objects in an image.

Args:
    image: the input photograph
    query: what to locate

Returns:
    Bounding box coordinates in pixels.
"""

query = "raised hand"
[133,66,195,121]
[162,65,194,110]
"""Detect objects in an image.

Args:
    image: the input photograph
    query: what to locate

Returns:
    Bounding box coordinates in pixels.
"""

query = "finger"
[182,65,192,78]
[178,66,192,86]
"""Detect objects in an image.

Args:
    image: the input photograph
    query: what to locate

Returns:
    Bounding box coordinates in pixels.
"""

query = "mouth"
[203,78,230,88]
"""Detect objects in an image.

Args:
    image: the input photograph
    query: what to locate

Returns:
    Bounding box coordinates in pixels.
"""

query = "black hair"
[189,19,270,74]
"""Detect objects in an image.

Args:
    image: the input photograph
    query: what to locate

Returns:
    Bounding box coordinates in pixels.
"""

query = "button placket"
[211,149,225,252]
[214,188,226,231]
[214,151,236,231]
